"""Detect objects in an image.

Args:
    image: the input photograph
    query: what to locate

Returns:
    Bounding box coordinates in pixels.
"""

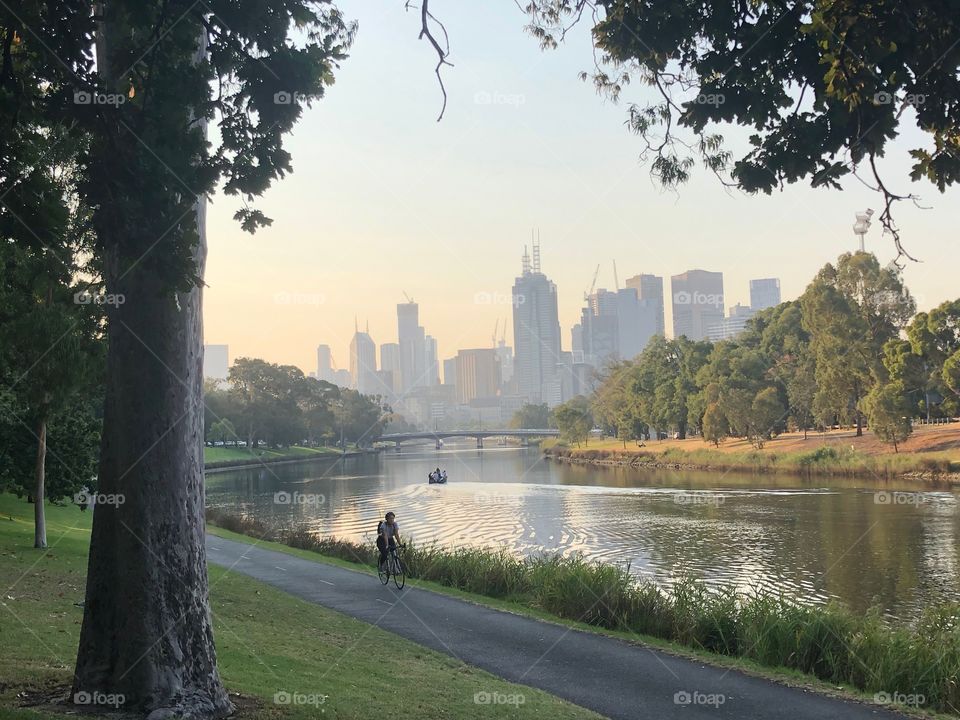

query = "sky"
[203,2,960,376]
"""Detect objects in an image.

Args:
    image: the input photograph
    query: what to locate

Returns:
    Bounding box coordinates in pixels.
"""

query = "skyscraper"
[349,322,377,394]
[203,344,229,381]
[316,344,334,383]
[512,243,562,406]
[380,343,400,374]
[578,287,658,367]
[455,349,500,404]
[424,334,440,386]
[625,273,665,338]
[671,270,724,341]
[750,278,782,311]
[397,301,426,393]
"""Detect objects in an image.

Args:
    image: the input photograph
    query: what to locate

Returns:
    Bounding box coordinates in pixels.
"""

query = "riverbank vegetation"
[0,494,600,720]
[543,427,960,481]
[206,508,960,716]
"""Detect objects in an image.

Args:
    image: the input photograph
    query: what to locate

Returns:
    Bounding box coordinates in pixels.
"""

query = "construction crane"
[584,264,600,301]
[613,260,619,290]
[402,291,414,304]
[491,318,499,347]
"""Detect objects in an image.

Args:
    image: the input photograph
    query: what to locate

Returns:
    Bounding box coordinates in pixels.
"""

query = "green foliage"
[701,403,727,447]
[862,381,913,452]
[552,395,593,447]
[510,403,553,429]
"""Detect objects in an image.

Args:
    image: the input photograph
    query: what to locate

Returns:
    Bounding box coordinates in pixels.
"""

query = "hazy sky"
[204,2,959,376]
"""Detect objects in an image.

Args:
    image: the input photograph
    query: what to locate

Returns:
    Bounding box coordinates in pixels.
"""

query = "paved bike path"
[206,536,905,720]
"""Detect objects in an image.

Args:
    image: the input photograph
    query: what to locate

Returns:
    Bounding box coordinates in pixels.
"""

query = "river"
[205,442,960,620]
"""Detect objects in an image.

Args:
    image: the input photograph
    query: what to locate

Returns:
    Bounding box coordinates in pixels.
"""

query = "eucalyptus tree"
[2,2,354,715]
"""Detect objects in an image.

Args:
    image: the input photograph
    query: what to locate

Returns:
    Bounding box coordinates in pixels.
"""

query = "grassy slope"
[544,424,960,478]
[203,445,339,465]
[0,495,600,720]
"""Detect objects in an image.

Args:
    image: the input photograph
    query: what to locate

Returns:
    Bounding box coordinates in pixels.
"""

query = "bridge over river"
[379,429,559,449]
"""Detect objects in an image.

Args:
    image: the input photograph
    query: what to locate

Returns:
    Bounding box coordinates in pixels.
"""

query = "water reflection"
[205,443,960,619]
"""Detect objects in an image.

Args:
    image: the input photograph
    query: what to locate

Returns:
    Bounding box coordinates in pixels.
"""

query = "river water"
[205,442,960,620]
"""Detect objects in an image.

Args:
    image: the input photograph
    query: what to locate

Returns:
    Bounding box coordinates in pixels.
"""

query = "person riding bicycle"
[377,511,402,570]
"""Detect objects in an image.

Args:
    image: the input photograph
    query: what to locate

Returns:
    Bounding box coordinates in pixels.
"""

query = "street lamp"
[853,208,874,252]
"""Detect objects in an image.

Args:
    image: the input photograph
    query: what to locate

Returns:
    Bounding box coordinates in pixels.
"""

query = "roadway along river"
[205,442,960,620]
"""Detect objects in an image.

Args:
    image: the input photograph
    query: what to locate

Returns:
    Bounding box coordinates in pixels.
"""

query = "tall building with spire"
[512,241,562,406]
[349,320,377,395]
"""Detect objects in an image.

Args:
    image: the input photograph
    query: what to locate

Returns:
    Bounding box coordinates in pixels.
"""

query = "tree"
[943,351,960,401]
[749,387,786,449]
[701,403,728,447]
[524,0,960,259]
[906,300,960,417]
[553,396,593,448]
[862,381,913,452]
[4,2,354,715]
[801,252,914,435]
[510,403,553,429]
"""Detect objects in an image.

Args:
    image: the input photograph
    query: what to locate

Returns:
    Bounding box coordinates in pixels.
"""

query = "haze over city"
[202,1,959,374]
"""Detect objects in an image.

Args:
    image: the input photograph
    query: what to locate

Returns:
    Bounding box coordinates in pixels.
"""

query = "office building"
[750,278,781,312]
[442,357,457,386]
[316,344,334,383]
[671,270,724,341]
[455,348,500,405]
[380,342,400,374]
[397,301,426,393]
[512,243,562,406]
[707,303,756,342]
[578,287,658,367]
[425,335,440,386]
[349,323,378,394]
[203,344,229,382]
[625,273,665,337]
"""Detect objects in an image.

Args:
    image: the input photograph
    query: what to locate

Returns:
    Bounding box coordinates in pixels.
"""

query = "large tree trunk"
[72,197,230,718]
[72,19,230,719]
[34,418,46,549]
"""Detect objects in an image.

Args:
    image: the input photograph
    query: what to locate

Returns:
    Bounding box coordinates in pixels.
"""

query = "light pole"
[853,208,874,252]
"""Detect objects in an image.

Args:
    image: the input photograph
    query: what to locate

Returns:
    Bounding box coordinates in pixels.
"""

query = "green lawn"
[0,494,600,720]
[203,445,340,465]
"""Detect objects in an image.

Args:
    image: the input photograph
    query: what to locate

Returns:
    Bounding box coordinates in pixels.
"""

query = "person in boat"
[440,469,447,482]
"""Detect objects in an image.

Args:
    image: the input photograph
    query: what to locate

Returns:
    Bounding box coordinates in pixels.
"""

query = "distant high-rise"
[625,274,665,337]
[512,243,562,406]
[750,278,781,312]
[442,357,457,386]
[316,344,334,383]
[578,287,657,367]
[380,343,400,374]
[203,344,229,381]
[671,270,724,341]
[455,349,500,404]
[397,302,426,393]
[333,368,352,388]
[707,303,756,342]
[424,335,440,386]
[349,322,378,394]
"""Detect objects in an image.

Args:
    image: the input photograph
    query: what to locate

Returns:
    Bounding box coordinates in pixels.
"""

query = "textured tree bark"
[33,418,46,549]
[72,19,230,719]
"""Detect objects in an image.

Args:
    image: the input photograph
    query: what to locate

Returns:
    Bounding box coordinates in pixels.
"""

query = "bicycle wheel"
[378,555,389,585]
[392,552,405,590]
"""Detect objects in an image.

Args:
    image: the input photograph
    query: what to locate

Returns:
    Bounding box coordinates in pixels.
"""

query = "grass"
[0,494,601,720]
[543,431,960,481]
[205,508,960,717]
[203,444,340,467]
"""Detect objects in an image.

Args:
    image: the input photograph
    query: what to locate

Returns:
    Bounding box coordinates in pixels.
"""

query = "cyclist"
[377,511,402,571]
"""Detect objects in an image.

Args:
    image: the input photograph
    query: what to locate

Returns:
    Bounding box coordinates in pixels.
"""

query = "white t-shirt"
[380,520,399,539]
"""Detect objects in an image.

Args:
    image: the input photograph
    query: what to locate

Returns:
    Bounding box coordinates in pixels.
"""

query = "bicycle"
[378,543,405,590]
